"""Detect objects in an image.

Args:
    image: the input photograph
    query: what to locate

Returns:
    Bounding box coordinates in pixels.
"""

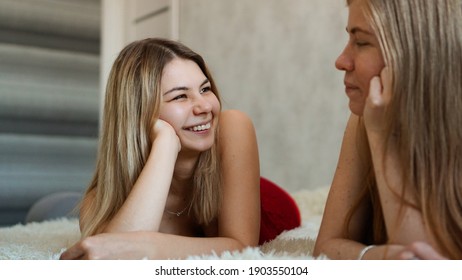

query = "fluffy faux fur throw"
[0,187,328,260]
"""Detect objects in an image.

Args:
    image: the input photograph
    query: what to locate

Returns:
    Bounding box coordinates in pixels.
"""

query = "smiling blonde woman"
[60,38,262,259]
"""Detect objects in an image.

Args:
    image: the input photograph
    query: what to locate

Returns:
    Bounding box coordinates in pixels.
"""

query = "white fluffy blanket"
[0,187,328,260]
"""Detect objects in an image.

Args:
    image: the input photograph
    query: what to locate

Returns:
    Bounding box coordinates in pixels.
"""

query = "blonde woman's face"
[336,0,385,116]
[159,58,220,153]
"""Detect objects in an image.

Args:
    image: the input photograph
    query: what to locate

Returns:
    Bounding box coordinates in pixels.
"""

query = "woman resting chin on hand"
[314,0,462,260]
[61,38,261,260]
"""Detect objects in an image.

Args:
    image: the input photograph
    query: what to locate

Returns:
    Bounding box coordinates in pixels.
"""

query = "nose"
[335,45,354,72]
[193,95,212,115]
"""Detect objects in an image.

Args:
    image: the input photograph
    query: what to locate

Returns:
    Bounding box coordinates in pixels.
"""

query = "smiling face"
[336,0,385,116]
[159,58,220,154]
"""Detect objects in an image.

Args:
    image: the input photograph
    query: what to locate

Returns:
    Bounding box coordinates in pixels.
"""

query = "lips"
[344,81,359,90]
[344,80,362,98]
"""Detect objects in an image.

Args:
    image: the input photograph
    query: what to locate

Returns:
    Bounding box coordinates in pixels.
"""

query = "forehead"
[347,0,372,31]
[162,59,205,81]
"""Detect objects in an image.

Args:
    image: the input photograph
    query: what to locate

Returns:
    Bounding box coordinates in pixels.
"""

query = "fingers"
[152,119,181,152]
[408,242,447,260]
[367,66,391,108]
[397,250,419,260]
[154,118,169,132]
[379,66,392,104]
[363,67,393,136]
[398,242,447,260]
[152,119,176,138]
[368,76,383,107]
[152,119,169,138]
[59,244,85,260]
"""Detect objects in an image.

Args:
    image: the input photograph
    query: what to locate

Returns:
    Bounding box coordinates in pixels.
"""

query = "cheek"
[356,49,385,92]
[358,63,385,96]
[159,105,187,130]
[210,95,221,114]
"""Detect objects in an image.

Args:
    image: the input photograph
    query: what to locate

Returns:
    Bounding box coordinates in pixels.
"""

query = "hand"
[151,119,181,153]
[364,243,447,260]
[396,242,447,260]
[59,232,153,260]
[363,67,392,136]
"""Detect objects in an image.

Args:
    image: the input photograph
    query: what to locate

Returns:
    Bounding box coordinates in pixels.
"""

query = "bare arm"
[216,110,261,247]
[315,69,442,259]
[313,114,410,259]
[60,231,249,260]
[313,114,374,259]
[364,71,439,251]
[64,110,260,259]
[81,120,180,234]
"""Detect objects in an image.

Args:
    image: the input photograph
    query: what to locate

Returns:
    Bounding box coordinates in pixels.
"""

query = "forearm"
[143,232,248,259]
[317,238,405,260]
[364,72,430,245]
[314,115,372,259]
[104,137,178,233]
[367,132,435,246]
[366,132,404,238]
[316,238,365,259]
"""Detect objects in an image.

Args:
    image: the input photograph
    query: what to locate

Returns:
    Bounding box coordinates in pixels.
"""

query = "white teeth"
[189,122,211,131]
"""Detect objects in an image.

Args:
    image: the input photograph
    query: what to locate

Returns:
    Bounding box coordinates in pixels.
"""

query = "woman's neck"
[170,150,200,194]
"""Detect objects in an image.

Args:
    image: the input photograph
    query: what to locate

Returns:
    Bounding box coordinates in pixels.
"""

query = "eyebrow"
[347,27,374,36]
[163,79,210,96]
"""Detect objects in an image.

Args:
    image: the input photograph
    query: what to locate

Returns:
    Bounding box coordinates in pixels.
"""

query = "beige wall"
[179,0,349,192]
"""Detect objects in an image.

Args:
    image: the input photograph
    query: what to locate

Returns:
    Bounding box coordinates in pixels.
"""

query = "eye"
[200,86,211,94]
[172,94,186,101]
[354,40,370,47]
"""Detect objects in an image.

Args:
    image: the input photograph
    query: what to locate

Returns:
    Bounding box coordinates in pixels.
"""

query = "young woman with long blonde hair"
[60,38,261,259]
[314,0,462,259]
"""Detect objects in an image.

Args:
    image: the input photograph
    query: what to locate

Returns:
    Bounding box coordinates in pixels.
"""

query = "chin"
[348,103,365,116]
[183,141,215,153]
[198,142,215,152]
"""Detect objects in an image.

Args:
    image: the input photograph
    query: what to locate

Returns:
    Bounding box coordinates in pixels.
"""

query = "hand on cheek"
[151,119,181,152]
[364,67,392,136]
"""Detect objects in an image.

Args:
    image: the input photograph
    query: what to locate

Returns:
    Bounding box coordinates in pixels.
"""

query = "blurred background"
[0,0,348,226]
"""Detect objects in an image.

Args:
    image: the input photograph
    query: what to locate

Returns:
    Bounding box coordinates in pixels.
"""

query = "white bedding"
[0,186,329,260]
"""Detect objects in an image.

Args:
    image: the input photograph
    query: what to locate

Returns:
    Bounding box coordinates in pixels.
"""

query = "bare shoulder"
[219,110,255,134]
[217,110,258,157]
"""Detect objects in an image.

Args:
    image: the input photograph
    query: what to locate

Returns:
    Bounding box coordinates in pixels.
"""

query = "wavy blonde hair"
[80,38,222,237]
[345,0,462,259]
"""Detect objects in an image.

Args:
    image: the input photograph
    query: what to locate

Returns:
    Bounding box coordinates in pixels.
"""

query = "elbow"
[235,238,257,251]
[313,237,328,258]
[227,236,258,252]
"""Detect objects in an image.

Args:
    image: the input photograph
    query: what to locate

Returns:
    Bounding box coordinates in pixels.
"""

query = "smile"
[187,122,211,132]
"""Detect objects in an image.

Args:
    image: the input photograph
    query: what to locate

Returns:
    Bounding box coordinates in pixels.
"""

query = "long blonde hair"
[80,38,222,237]
[346,0,462,259]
